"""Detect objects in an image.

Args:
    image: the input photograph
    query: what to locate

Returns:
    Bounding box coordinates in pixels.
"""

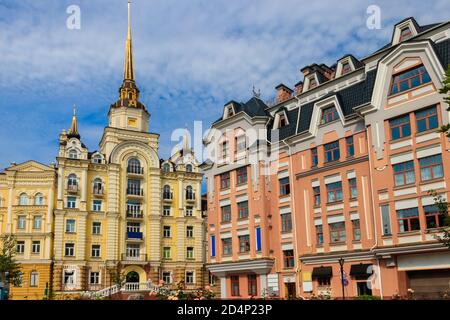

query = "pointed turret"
[123,0,134,81]
[68,105,80,139]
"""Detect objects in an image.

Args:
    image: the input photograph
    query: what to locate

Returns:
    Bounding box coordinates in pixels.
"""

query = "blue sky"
[0,0,449,169]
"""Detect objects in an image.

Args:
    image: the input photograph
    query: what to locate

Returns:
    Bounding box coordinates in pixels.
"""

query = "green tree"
[438,65,450,136]
[109,267,126,287]
[429,190,450,248]
[0,235,22,288]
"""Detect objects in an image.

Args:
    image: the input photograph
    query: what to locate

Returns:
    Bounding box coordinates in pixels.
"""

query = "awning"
[312,266,332,278]
[349,264,373,277]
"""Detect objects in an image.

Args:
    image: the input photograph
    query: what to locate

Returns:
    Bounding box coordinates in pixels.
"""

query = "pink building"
[202,17,450,299]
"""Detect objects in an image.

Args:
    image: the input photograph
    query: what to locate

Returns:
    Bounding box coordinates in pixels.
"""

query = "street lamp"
[338,257,345,300]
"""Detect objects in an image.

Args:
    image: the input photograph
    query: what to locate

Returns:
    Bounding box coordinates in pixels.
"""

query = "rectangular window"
[416,106,438,133]
[238,235,250,253]
[210,235,216,257]
[67,196,76,209]
[326,181,343,203]
[221,205,231,223]
[313,186,321,206]
[420,154,443,181]
[283,250,295,269]
[399,27,412,42]
[90,272,100,285]
[248,274,257,296]
[162,272,172,284]
[236,167,248,185]
[321,106,339,124]
[222,141,228,160]
[238,201,249,219]
[186,226,194,238]
[311,148,318,167]
[390,115,411,140]
[279,177,290,196]
[33,216,42,230]
[163,206,171,216]
[30,271,39,287]
[349,178,358,199]
[163,226,171,238]
[255,227,262,252]
[92,222,101,235]
[397,207,420,232]
[186,272,194,285]
[91,245,101,258]
[231,276,240,296]
[329,222,346,243]
[163,247,171,259]
[281,213,292,233]
[390,65,431,95]
[324,141,340,162]
[186,247,194,259]
[126,244,140,258]
[18,215,26,230]
[222,238,232,255]
[316,225,324,245]
[236,135,247,153]
[346,136,355,157]
[92,200,102,212]
[63,270,74,285]
[185,206,193,217]
[16,241,25,254]
[32,241,41,254]
[393,161,415,186]
[424,205,446,229]
[352,219,361,241]
[126,222,141,233]
[381,204,392,235]
[342,62,352,75]
[65,243,75,257]
[65,219,76,233]
[220,172,230,190]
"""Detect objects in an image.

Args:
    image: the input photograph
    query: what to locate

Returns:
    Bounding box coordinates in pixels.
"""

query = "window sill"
[419,178,445,186]
[326,200,344,206]
[388,83,432,99]
[329,241,346,245]
[324,160,340,166]
[425,227,447,233]
[397,230,421,236]
[279,194,291,199]
[393,183,416,191]
[415,128,440,138]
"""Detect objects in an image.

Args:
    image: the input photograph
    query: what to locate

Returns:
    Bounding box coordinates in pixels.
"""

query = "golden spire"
[68,105,80,138]
[123,0,134,81]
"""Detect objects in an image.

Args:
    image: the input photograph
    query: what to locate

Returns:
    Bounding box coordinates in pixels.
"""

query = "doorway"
[285,283,296,299]
[126,271,140,283]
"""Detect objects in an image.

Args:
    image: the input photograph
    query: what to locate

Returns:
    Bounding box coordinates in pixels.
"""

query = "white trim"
[220,232,232,239]
[390,152,414,165]
[277,170,289,179]
[237,229,250,236]
[311,180,320,188]
[314,218,323,226]
[347,171,356,179]
[327,214,345,224]
[280,206,291,215]
[235,195,248,203]
[416,144,442,159]
[281,243,294,251]
[395,198,419,210]
[324,173,342,185]
[350,212,360,221]
[219,199,231,207]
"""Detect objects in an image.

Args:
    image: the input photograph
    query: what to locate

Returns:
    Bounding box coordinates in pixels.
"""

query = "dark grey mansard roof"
[434,38,450,69]
[212,97,270,125]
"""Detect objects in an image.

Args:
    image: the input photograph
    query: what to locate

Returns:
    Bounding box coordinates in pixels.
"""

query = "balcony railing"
[121,253,147,262]
[93,187,104,196]
[127,187,144,196]
[67,184,79,193]
[186,193,196,201]
[126,210,144,219]
[162,192,173,200]
[126,231,143,240]
[127,166,144,175]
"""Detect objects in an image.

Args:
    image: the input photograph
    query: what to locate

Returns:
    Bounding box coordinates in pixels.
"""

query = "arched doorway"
[126,271,140,283]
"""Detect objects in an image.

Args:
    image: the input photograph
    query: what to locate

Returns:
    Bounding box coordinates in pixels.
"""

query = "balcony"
[92,187,105,197]
[67,184,79,194]
[127,166,144,176]
[126,210,144,219]
[126,231,143,240]
[185,193,196,203]
[121,253,147,262]
[162,192,173,202]
[127,187,144,197]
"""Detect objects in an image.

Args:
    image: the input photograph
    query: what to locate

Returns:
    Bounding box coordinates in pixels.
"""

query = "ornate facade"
[0,1,205,299]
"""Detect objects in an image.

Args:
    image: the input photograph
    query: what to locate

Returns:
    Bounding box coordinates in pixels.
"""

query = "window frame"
[324,141,340,163]
[281,213,292,233]
[283,249,295,269]
[416,106,438,133]
[349,178,358,199]
[220,172,231,190]
[238,235,250,253]
[393,160,416,187]
[326,181,343,203]
[397,207,420,232]
[321,106,339,125]
[236,167,248,186]
[389,115,411,141]
[390,64,431,95]
[279,177,290,196]
[231,275,240,296]
[237,201,249,220]
[221,205,231,223]
[419,154,443,182]
[222,238,232,255]
[346,136,355,158]
[329,221,346,243]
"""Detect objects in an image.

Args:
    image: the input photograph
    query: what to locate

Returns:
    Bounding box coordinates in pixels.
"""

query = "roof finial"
[124,0,134,81]
[252,85,261,98]
[68,104,80,138]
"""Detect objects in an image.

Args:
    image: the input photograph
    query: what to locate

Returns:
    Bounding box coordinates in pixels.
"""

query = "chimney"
[275,84,293,103]
[294,81,304,96]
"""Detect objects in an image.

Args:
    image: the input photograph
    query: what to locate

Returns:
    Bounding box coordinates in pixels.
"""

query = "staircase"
[89,281,162,300]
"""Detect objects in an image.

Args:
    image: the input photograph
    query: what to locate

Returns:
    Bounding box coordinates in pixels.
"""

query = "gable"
[5,160,53,173]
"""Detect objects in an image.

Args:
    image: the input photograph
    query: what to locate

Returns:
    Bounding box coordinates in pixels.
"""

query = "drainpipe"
[355,110,383,299]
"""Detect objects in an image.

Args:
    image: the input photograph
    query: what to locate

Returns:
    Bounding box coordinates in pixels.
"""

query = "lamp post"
[338,258,345,300]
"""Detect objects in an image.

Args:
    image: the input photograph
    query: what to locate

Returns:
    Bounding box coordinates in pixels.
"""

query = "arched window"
[19,193,28,206]
[69,150,78,159]
[186,164,193,173]
[34,193,44,206]
[93,178,103,194]
[186,186,195,200]
[68,174,78,191]
[127,158,142,174]
[162,163,171,172]
[163,185,172,200]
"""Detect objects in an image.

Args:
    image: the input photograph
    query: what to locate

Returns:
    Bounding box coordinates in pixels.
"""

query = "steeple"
[117,0,141,108]
[68,105,80,139]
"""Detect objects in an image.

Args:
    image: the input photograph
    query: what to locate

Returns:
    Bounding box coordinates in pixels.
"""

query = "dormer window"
[342,62,351,75]
[399,27,413,42]
[321,106,339,125]
[69,150,78,159]
[279,115,287,127]
[309,77,317,89]
[390,65,431,95]
[92,155,103,164]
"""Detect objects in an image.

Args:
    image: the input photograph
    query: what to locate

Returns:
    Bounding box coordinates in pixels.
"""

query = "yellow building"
[0,1,205,299]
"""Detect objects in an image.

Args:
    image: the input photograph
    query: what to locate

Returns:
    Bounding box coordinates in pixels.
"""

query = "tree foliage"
[439,65,450,136]
[0,234,22,287]
[429,190,450,248]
